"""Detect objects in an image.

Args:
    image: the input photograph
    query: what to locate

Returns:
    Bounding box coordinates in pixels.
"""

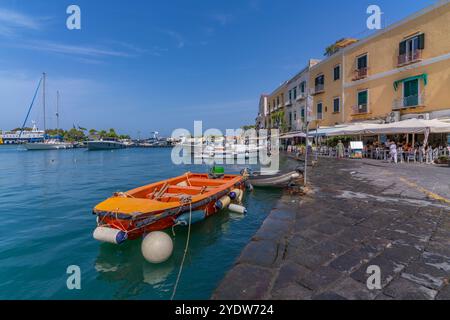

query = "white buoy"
[93,227,128,244]
[229,189,242,201]
[141,231,174,264]
[228,204,247,214]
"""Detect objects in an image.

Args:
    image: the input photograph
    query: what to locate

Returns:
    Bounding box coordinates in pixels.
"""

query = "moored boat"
[87,140,126,150]
[24,139,73,150]
[92,169,247,244]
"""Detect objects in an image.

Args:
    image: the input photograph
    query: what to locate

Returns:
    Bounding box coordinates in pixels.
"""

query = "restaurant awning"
[280,131,307,139]
[365,118,450,134]
[394,74,428,91]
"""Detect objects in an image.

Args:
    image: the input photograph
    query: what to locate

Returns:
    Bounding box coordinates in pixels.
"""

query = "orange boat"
[92,169,246,244]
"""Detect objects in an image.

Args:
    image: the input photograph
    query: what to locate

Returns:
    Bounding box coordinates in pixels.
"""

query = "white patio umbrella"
[365,119,450,135]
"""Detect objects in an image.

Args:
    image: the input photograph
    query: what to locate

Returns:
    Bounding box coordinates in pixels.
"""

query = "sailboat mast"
[56,90,60,132]
[42,72,46,132]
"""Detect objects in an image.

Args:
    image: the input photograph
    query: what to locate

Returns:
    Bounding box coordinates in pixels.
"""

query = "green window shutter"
[418,33,425,50]
[358,91,368,105]
[399,40,407,55]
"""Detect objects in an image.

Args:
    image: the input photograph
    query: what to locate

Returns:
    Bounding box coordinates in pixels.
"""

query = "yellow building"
[314,0,450,128]
[265,82,288,131]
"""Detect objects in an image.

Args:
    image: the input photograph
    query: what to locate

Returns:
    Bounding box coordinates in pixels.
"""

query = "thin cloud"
[159,29,185,48]
[208,13,234,26]
[13,40,136,58]
[0,8,42,36]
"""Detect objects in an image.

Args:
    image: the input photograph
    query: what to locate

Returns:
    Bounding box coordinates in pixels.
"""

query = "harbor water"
[0,145,281,300]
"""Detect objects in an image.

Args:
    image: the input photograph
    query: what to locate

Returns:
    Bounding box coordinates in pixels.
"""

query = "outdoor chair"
[407,149,417,163]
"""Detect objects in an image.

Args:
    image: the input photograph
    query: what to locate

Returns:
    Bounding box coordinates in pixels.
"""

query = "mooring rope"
[170,196,193,300]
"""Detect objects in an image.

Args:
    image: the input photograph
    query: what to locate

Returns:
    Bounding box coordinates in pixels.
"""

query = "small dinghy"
[244,167,303,188]
[92,167,247,245]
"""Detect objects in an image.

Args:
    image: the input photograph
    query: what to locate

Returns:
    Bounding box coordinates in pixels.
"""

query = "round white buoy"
[141,231,174,264]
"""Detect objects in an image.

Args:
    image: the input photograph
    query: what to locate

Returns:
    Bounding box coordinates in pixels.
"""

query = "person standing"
[390,141,398,164]
[336,140,345,159]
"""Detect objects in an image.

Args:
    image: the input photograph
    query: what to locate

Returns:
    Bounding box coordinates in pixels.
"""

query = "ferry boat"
[92,168,247,242]
[0,123,45,144]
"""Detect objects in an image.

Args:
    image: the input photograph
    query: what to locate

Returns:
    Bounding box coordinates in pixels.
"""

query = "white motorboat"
[24,139,73,150]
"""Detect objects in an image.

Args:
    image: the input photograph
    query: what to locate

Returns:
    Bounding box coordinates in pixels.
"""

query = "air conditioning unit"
[401,113,430,121]
[386,111,401,123]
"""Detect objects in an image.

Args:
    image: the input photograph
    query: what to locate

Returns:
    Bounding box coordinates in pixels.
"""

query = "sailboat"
[24,73,73,150]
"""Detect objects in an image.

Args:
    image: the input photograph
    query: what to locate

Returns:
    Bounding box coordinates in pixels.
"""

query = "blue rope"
[19,76,43,139]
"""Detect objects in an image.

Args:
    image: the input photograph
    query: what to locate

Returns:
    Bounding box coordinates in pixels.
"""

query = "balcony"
[352,104,368,115]
[296,92,307,101]
[312,84,324,95]
[393,93,426,110]
[352,68,368,81]
[285,100,293,107]
[398,50,423,67]
[316,113,323,120]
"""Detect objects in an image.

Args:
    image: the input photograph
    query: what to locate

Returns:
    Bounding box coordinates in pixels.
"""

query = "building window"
[289,90,292,101]
[294,111,297,121]
[276,97,280,107]
[315,75,324,92]
[293,87,297,100]
[300,81,306,93]
[333,97,340,113]
[357,90,368,113]
[317,102,323,120]
[399,34,425,65]
[301,108,305,120]
[403,79,420,107]
[357,54,368,70]
[289,112,292,126]
[334,65,341,81]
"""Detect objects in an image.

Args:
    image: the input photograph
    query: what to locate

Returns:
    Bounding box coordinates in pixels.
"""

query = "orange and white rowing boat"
[92,169,247,245]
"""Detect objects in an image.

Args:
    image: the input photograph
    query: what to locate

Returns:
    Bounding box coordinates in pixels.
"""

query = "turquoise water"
[0,145,281,300]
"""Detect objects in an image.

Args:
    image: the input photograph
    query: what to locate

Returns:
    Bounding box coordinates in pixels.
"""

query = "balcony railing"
[352,104,368,115]
[312,84,324,95]
[393,93,425,110]
[285,100,293,107]
[296,92,307,101]
[352,68,368,81]
[398,50,423,66]
[316,113,323,120]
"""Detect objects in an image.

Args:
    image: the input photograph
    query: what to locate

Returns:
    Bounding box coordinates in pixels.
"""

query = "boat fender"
[141,231,174,264]
[215,195,231,210]
[228,204,247,215]
[93,227,128,245]
[229,189,242,200]
[175,211,206,226]
[245,181,254,192]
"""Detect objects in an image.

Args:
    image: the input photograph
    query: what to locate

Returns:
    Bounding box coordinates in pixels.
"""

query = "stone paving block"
[267,208,296,223]
[212,264,274,300]
[312,292,347,300]
[292,248,331,270]
[359,214,398,230]
[271,261,310,293]
[401,261,448,290]
[334,226,373,246]
[237,240,280,268]
[330,248,370,273]
[329,277,379,300]
[299,266,343,291]
[298,229,331,244]
[382,244,422,266]
[271,283,313,300]
[422,250,450,272]
[311,221,345,236]
[436,285,450,300]
[253,218,292,241]
[376,228,427,249]
[351,255,405,288]
[383,278,438,300]
[287,234,316,251]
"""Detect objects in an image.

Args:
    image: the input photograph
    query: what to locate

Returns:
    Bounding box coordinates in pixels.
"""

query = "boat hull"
[24,142,73,150]
[87,141,126,150]
[93,173,246,240]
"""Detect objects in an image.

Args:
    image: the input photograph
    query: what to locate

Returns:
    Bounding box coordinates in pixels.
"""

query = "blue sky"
[0,0,437,137]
